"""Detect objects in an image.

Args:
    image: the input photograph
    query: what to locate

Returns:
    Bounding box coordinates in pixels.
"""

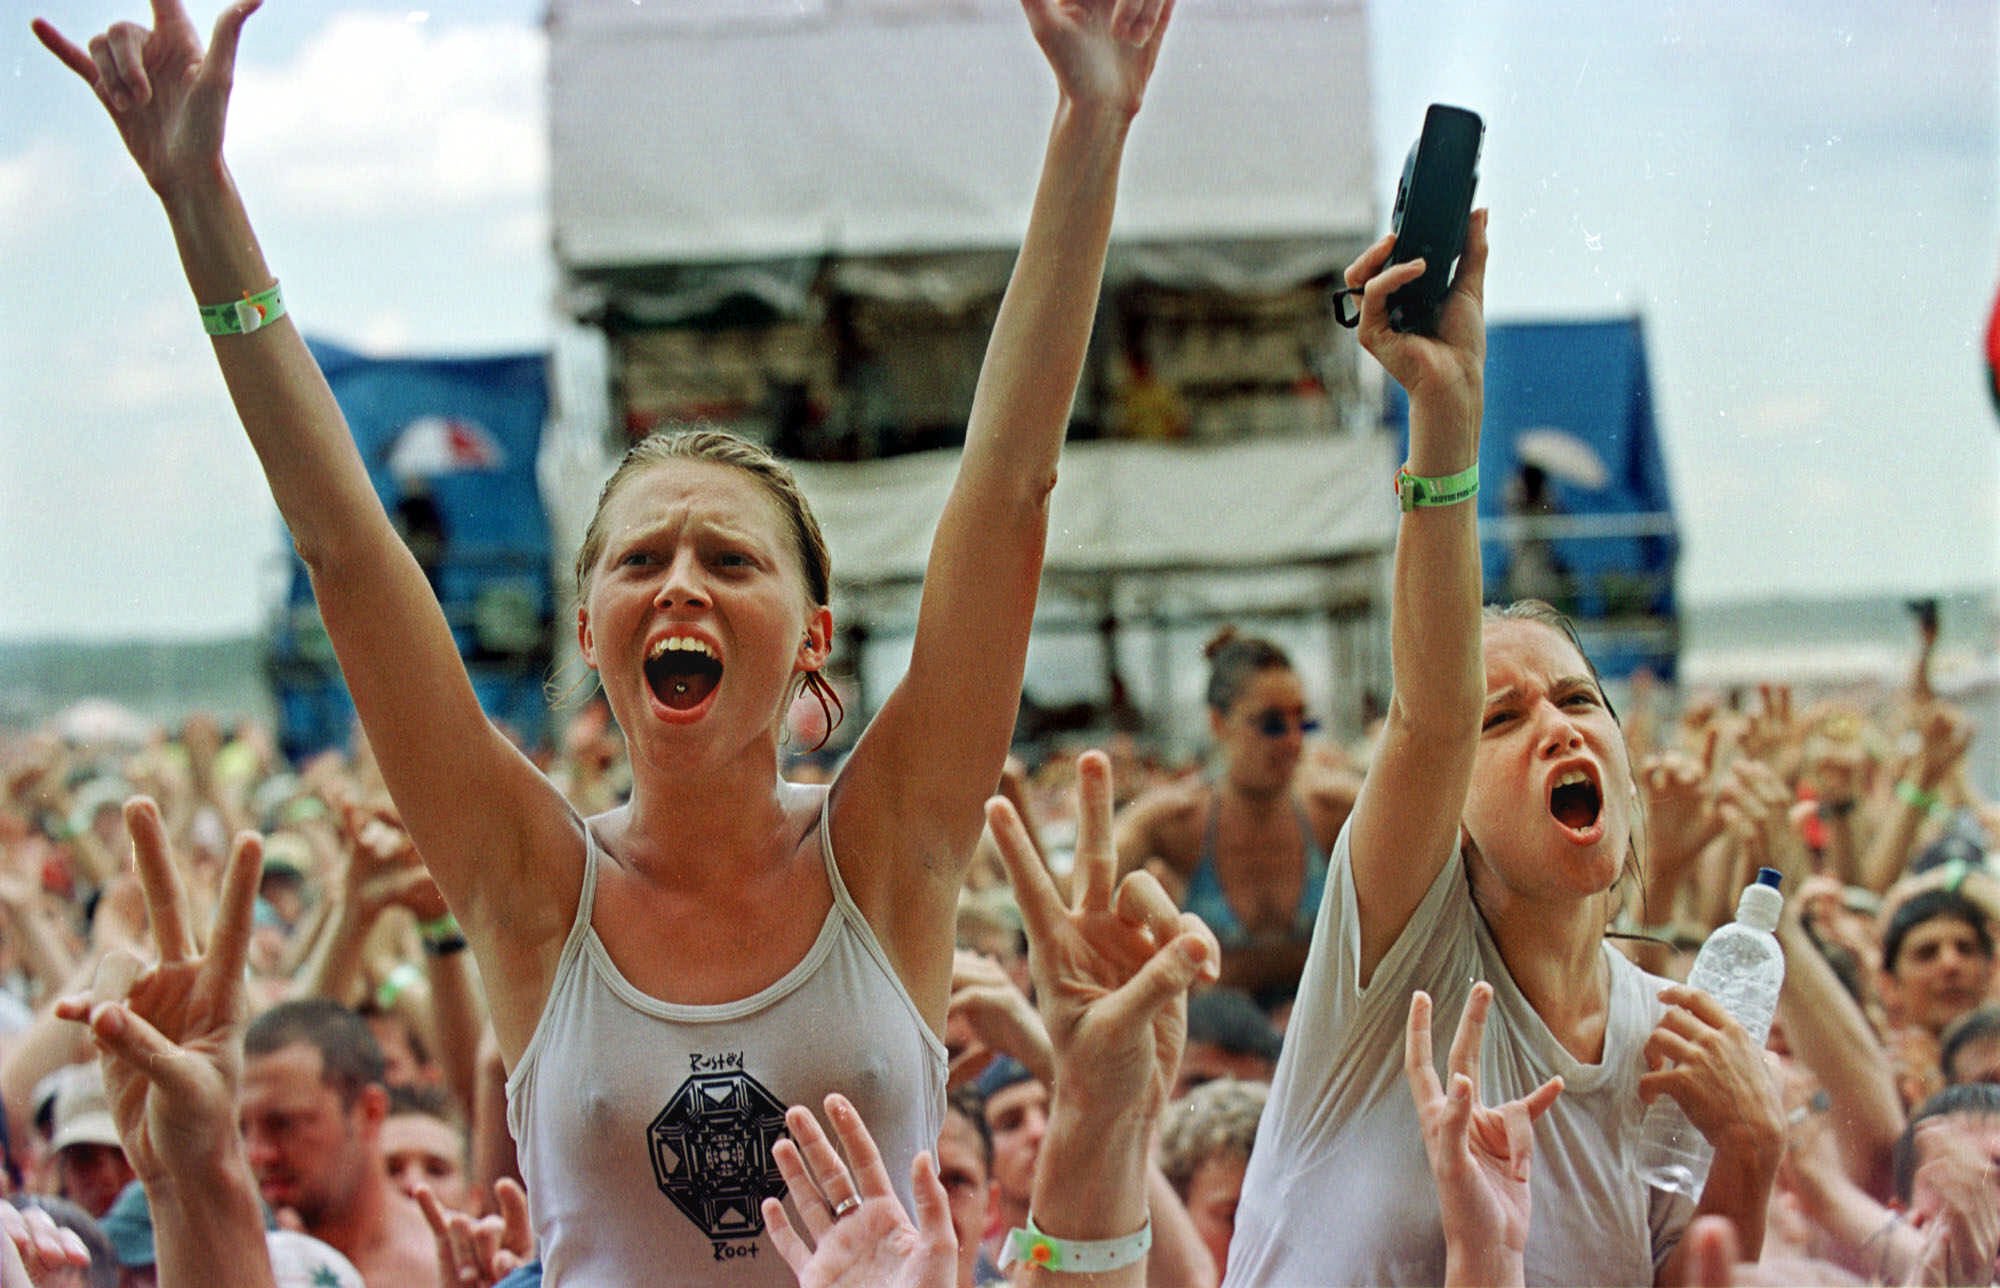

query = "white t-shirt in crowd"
[1225,823,1692,1287]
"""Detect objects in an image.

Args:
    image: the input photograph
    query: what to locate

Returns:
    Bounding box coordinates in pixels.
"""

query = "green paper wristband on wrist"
[199,282,285,336]
[1395,462,1480,512]
[374,960,423,1008]
[1895,779,1941,812]
[1000,1215,1151,1274]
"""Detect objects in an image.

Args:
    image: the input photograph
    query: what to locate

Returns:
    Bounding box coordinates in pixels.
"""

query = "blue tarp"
[268,341,555,758]
[1387,316,1680,679]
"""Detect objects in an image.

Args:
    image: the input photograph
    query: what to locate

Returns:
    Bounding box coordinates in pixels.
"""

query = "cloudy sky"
[2,0,1996,640]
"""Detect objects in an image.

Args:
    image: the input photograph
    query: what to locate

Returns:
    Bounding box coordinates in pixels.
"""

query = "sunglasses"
[1252,710,1321,738]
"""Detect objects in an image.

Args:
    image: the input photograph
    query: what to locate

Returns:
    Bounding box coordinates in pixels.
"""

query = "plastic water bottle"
[1635,867,1787,1198]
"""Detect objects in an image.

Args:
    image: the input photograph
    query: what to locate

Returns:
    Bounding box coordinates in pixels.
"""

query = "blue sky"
[3,0,1996,639]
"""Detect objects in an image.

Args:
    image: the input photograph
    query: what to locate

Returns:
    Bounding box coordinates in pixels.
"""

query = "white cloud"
[230,14,546,218]
[51,301,226,416]
[486,206,550,258]
[353,309,416,353]
[1740,391,1832,442]
[0,141,77,244]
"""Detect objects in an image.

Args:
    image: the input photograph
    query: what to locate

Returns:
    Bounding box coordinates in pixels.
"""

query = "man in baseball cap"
[47,1066,132,1220]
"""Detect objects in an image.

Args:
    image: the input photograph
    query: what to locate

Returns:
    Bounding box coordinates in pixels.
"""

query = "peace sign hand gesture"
[53,796,262,1184]
[985,749,1219,1124]
[33,0,262,196]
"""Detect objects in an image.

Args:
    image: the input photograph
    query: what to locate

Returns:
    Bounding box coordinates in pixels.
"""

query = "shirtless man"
[240,1000,437,1286]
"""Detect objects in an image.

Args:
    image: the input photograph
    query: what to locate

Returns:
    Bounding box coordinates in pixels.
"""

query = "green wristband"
[1895,779,1940,812]
[374,960,423,1008]
[199,282,285,336]
[1395,462,1480,512]
[1000,1215,1151,1274]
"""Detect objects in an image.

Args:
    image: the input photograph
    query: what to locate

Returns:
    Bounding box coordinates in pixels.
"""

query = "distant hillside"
[0,636,272,730]
[1685,589,1995,654]
[1,586,1992,734]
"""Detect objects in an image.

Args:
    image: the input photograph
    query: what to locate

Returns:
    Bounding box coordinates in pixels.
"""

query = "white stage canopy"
[548,0,1376,270]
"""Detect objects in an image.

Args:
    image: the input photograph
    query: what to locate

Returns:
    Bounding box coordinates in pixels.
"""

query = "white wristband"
[999,1214,1151,1274]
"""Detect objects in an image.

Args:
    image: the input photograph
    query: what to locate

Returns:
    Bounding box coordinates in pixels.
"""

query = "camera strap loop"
[1332,286,1363,329]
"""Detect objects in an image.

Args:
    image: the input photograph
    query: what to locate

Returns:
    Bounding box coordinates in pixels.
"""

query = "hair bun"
[1203,626,1240,661]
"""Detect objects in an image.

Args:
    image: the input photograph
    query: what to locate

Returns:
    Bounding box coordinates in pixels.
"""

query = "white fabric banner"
[792,432,1396,589]
[549,0,1374,265]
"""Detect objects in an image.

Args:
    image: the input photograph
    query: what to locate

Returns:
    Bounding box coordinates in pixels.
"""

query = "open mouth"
[1549,768,1603,833]
[644,636,723,712]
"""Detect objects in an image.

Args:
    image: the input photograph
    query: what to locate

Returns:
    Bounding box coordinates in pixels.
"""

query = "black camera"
[1336,104,1484,335]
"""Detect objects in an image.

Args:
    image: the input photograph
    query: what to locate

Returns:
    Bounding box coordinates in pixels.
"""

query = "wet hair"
[245,999,387,1109]
[1480,600,1618,720]
[1474,599,1647,929]
[1159,1078,1268,1197]
[1203,627,1293,715]
[944,1085,993,1171]
[1941,1004,2000,1084]
[1893,1082,2000,1203]
[570,427,843,747]
[1882,889,1994,976]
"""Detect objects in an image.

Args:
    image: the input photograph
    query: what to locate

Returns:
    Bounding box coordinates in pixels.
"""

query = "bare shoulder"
[1299,758,1363,840]
[1116,775,1208,872]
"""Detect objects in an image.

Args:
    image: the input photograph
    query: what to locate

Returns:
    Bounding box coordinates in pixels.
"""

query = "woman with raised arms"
[34,0,1178,1280]
[1222,215,1785,1285]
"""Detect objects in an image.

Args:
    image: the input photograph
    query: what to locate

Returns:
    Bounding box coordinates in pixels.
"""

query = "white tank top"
[506,796,947,1286]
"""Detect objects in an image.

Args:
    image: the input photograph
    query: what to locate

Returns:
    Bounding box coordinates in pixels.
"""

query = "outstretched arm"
[1343,213,1490,983]
[991,749,1221,1288]
[33,2,574,959]
[1857,706,1969,893]
[835,0,1178,1008]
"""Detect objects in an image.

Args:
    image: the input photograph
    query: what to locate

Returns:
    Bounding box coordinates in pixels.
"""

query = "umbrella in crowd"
[1514,426,1609,490]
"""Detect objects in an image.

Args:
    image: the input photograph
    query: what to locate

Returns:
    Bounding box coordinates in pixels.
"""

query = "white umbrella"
[1514,426,1608,490]
[52,699,156,748]
[385,416,507,484]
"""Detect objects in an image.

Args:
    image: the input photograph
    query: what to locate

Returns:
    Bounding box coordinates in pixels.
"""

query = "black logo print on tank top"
[648,1052,788,1260]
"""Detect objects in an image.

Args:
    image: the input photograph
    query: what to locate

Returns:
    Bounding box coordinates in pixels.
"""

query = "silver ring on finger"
[830,1195,861,1220]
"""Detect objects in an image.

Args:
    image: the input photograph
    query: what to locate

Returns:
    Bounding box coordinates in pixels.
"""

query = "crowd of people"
[14,0,2000,1284]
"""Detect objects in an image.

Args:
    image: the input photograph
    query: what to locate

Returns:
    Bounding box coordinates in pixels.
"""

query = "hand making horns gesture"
[34,0,263,196]
[1404,983,1564,1274]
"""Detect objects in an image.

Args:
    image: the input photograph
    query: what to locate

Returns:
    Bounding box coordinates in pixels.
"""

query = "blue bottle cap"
[1756,867,1783,889]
